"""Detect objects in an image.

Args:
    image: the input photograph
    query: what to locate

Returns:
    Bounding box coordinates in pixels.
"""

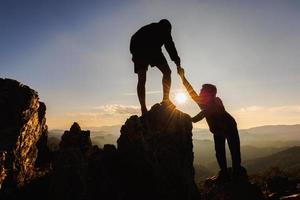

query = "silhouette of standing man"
[130,19,181,115]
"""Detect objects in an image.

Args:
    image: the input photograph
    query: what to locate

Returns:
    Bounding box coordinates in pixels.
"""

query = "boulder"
[50,103,200,200]
[117,103,200,200]
[0,78,48,193]
[202,167,264,200]
[50,122,92,200]
[280,194,300,200]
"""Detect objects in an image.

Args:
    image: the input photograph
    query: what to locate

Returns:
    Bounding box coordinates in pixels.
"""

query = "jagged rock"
[50,122,92,200]
[117,103,200,200]
[50,123,122,200]
[202,167,264,200]
[280,194,300,200]
[59,122,92,156]
[266,176,300,200]
[86,144,124,200]
[35,102,51,168]
[0,152,6,189]
[50,104,200,200]
[0,78,48,193]
[51,123,122,200]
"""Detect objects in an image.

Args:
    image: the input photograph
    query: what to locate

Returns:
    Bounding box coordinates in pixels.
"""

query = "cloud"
[94,104,140,115]
[237,106,264,112]
[267,105,300,112]
[236,105,300,113]
[66,104,140,118]
[57,104,141,129]
[233,105,300,128]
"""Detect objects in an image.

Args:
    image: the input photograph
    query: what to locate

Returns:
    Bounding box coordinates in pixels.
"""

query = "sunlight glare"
[175,92,187,104]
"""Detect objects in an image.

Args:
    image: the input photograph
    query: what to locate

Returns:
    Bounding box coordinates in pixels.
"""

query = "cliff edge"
[117,103,200,200]
[0,78,48,194]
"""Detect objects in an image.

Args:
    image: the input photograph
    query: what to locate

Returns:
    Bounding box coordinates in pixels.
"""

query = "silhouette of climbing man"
[130,19,181,115]
[178,68,242,181]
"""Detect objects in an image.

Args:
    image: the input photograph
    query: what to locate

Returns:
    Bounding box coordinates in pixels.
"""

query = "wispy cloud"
[94,104,140,115]
[66,104,140,117]
[233,105,300,128]
[267,105,300,112]
[59,104,140,129]
[235,105,300,113]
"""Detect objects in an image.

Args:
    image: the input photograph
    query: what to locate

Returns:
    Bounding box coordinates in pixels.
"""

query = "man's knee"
[157,64,171,76]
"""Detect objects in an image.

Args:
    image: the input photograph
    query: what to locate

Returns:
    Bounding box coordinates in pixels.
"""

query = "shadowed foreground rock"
[50,104,200,200]
[118,103,200,200]
[49,122,93,200]
[265,175,300,200]
[3,79,284,200]
[0,78,49,198]
[202,167,264,200]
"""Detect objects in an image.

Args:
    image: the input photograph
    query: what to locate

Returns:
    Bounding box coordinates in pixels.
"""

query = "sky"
[1,0,300,129]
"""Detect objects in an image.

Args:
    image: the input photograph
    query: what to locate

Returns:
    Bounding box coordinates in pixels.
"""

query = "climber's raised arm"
[178,68,199,104]
[191,111,205,123]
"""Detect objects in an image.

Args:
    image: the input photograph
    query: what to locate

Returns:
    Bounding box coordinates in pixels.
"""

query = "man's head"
[159,19,172,31]
[200,84,217,98]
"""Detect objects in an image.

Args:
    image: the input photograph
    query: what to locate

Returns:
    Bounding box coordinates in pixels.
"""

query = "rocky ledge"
[49,103,200,200]
[0,78,49,196]
[201,167,264,200]
[117,103,200,200]
[2,79,284,200]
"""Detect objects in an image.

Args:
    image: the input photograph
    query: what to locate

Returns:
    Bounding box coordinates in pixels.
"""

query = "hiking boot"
[232,166,248,181]
[216,169,230,183]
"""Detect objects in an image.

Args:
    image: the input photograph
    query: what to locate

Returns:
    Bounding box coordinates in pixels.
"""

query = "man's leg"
[137,69,147,115]
[213,134,227,171]
[156,64,171,102]
[227,129,242,170]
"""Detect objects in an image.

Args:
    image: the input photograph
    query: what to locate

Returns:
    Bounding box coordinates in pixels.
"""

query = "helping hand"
[177,66,185,78]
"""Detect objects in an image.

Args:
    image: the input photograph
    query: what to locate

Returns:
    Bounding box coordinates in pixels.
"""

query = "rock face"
[0,79,48,191]
[49,122,123,200]
[59,122,92,154]
[265,175,300,200]
[49,103,200,200]
[117,103,200,200]
[49,122,93,200]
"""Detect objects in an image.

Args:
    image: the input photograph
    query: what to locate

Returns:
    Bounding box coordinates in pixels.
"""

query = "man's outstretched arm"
[164,33,181,67]
[178,69,199,104]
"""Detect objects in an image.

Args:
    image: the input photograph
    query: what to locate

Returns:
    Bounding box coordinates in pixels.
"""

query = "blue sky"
[1,0,300,129]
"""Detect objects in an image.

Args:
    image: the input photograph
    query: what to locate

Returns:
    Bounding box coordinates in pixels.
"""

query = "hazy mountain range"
[49,124,300,146]
[48,124,300,178]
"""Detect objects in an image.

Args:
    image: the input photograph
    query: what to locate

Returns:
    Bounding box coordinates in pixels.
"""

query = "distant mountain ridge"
[49,124,300,137]
[49,124,300,149]
[246,124,300,132]
[244,146,300,173]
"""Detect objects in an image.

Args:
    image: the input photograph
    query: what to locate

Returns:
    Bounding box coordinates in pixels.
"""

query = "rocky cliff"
[118,103,200,200]
[201,167,264,200]
[49,103,200,200]
[0,78,48,193]
[3,79,291,200]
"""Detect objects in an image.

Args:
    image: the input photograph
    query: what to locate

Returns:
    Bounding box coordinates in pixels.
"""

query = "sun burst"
[175,92,187,104]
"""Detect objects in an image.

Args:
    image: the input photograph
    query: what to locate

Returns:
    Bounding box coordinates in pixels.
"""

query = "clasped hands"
[177,65,185,78]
